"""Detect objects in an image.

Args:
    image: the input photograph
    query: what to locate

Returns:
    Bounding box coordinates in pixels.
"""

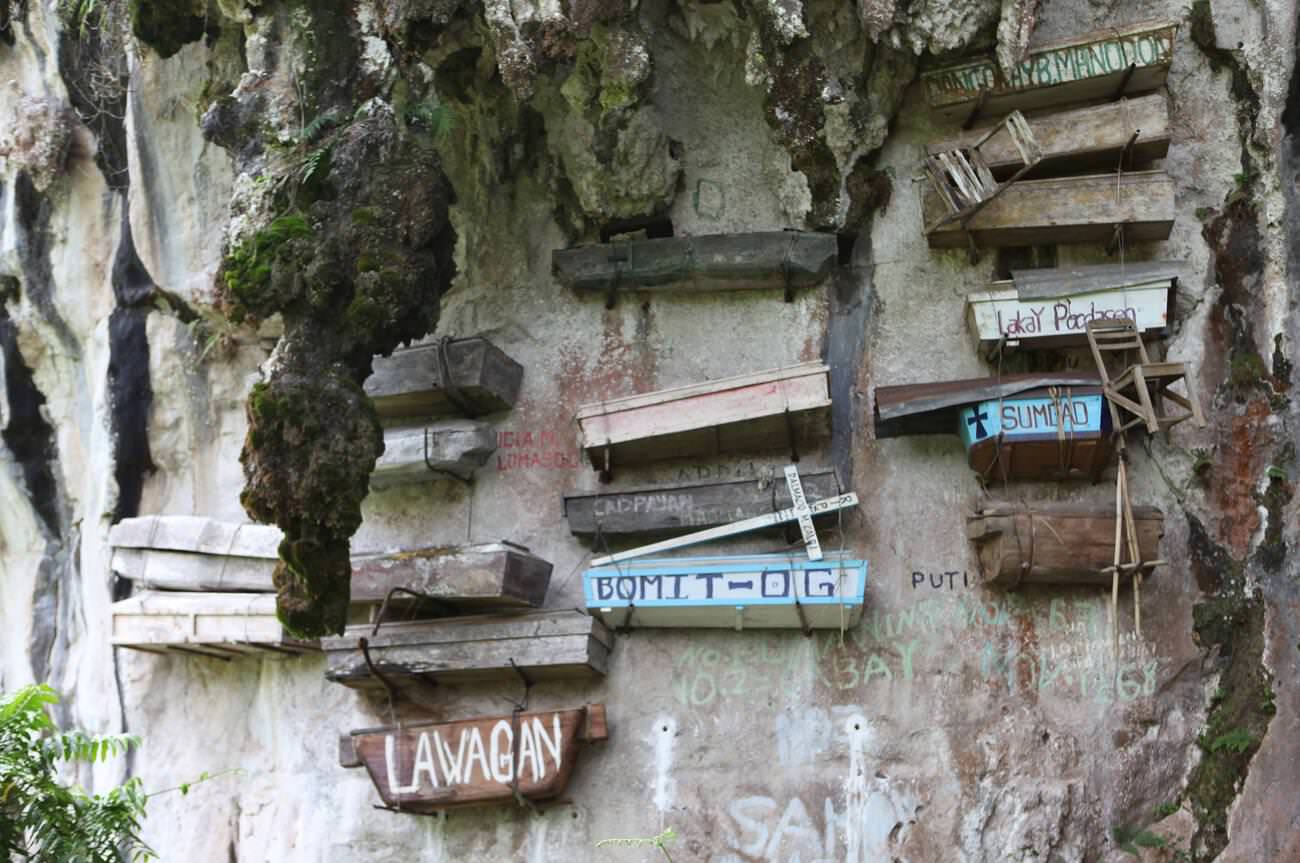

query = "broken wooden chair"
[1085,318,1206,436]
[922,110,1043,245]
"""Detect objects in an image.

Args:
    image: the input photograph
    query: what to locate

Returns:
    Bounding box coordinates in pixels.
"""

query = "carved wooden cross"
[589,465,856,566]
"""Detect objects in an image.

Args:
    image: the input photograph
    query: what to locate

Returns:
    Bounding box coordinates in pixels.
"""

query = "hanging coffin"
[968,504,1164,587]
[371,420,496,488]
[350,542,552,609]
[575,363,831,475]
[552,231,838,296]
[322,610,610,691]
[874,373,1115,480]
[930,92,1170,179]
[923,171,1174,248]
[109,515,280,592]
[365,337,523,420]
[965,261,1180,352]
[563,470,842,537]
[110,592,317,658]
[922,20,1176,122]
[583,552,866,629]
[339,704,608,812]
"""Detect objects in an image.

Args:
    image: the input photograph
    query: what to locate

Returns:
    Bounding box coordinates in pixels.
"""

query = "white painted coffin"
[965,262,1179,350]
[583,552,866,629]
[110,592,317,658]
[109,515,280,592]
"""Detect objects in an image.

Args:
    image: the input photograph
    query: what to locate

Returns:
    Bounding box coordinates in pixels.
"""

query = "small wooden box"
[111,592,317,658]
[365,337,523,419]
[350,542,552,609]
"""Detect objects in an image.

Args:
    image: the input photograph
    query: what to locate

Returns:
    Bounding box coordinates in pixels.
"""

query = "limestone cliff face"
[0,0,1297,860]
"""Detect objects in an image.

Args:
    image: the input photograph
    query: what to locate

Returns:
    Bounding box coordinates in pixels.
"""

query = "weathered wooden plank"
[923,20,1176,122]
[965,265,1176,350]
[110,547,276,592]
[968,504,1163,586]
[109,515,281,559]
[111,592,317,655]
[350,543,552,608]
[563,470,842,537]
[575,363,831,472]
[931,93,1169,177]
[322,611,610,689]
[924,171,1174,248]
[584,553,866,629]
[365,337,523,420]
[552,231,838,295]
[342,705,607,812]
[371,420,496,488]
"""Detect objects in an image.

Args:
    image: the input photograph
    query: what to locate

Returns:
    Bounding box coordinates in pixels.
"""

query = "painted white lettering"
[489,721,514,783]
[464,727,492,784]
[412,732,439,790]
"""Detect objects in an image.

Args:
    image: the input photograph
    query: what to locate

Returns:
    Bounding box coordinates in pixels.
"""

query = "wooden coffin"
[110,592,317,658]
[584,552,866,629]
[552,231,838,295]
[340,705,608,812]
[968,504,1164,587]
[563,471,842,537]
[365,337,523,420]
[923,20,1176,122]
[350,543,551,609]
[959,386,1114,480]
[322,610,611,691]
[371,421,496,488]
[931,93,1169,179]
[575,363,831,473]
[965,261,1179,351]
[924,171,1174,248]
[110,515,280,592]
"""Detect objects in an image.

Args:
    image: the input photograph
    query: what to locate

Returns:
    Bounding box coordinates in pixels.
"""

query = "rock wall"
[0,0,1297,860]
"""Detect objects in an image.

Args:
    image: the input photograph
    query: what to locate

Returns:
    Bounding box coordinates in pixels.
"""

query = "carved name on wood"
[923,21,1176,121]
[341,705,608,812]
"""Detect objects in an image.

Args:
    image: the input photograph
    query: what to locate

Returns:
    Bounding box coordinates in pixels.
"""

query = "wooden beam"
[111,592,317,655]
[365,337,523,420]
[371,420,496,489]
[924,171,1174,249]
[552,231,838,295]
[922,21,1176,122]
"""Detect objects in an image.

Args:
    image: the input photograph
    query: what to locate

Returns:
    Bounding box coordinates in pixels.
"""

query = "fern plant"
[0,684,154,862]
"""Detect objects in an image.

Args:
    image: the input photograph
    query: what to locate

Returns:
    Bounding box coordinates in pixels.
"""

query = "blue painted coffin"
[583,552,867,629]
[957,388,1114,480]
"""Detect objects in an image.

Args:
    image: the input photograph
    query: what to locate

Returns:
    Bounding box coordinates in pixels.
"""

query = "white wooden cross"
[589,465,855,566]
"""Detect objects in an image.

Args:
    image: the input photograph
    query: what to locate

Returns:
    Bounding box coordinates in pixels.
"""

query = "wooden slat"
[344,705,606,812]
[322,611,611,689]
[553,231,838,294]
[563,470,841,537]
[111,592,317,655]
[924,171,1174,248]
[350,543,552,608]
[969,505,1163,586]
[365,337,523,420]
[371,420,496,489]
[931,93,1169,177]
[109,515,281,558]
[923,21,1176,121]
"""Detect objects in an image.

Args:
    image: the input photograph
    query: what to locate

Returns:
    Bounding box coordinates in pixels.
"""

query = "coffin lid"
[874,373,1103,438]
[574,361,829,419]
[972,502,1163,520]
[1010,261,1185,301]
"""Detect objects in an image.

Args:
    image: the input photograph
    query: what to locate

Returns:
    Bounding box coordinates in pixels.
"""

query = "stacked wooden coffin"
[363,336,523,488]
[919,22,1177,249]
